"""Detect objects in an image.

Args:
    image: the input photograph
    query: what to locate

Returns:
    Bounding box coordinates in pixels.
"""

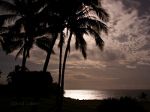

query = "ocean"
[64,90,150,100]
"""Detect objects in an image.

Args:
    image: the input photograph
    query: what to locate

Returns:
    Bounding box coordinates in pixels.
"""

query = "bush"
[7,71,55,96]
[97,97,147,112]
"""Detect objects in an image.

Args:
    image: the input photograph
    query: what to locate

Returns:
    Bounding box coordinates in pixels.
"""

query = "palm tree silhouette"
[57,0,109,111]
[39,0,66,72]
[0,0,47,71]
[35,35,57,70]
[0,0,68,74]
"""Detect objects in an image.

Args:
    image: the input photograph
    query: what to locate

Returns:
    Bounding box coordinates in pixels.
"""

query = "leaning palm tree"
[0,0,48,70]
[39,0,66,72]
[57,0,109,110]
[35,35,56,61]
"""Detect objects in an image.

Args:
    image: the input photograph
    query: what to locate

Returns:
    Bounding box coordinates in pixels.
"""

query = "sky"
[0,0,150,89]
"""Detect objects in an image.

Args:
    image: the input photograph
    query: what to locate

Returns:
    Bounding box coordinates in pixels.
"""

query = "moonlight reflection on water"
[64,90,150,100]
[64,90,108,100]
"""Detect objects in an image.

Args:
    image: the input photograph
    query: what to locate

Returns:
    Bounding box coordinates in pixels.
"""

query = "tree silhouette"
[0,0,48,71]
[38,0,66,72]
[0,1,109,111]
[52,0,109,111]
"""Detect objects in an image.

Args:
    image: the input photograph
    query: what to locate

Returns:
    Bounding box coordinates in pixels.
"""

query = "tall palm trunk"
[21,22,33,71]
[21,36,28,71]
[57,32,63,112]
[58,32,63,87]
[59,31,73,111]
[43,34,57,72]
[21,47,27,71]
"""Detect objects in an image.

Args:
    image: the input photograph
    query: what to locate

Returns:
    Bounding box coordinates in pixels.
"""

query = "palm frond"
[0,0,16,13]
[80,37,87,59]
[0,27,9,34]
[35,37,55,53]
[78,17,108,34]
[0,14,17,26]
[0,32,25,41]
[9,18,23,34]
[15,45,24,60]
[74,31,87,59]
[90,5,109,22]
[86,27,104,50]
[0,38,23,54]
[32,0,48,13]
[8,40,23,53]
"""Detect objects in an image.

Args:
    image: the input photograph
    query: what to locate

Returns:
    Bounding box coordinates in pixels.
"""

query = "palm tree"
[42,33,58,72]
[35,35,56,70]
[58,0,109,110]
[0,32,24,55]
[0,0,66,73]
[39,0,66,72]
[0,0,48,71]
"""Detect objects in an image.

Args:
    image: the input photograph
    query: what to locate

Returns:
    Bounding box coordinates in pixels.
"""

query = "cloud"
[126,65,137,69]
[102,0,150,66]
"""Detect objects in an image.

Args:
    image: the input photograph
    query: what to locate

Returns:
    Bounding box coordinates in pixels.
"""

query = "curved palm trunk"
[43,34,57,72]
[43,52,51,72]
[59,31,73,111]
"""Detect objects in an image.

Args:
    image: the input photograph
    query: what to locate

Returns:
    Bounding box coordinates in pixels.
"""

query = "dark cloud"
[117,34,129,43]
[122,0,150,16]
[100,49,125,61]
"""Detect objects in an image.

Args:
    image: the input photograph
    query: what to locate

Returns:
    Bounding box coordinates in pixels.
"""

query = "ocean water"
[64,90,150,100]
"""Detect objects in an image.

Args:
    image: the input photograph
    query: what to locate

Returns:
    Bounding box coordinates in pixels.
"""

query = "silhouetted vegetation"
[139,92,148,101]
[0,1,150,112]
[0,94,149,112]
[0,0,109,111]
[8,71,53,96]
[0,66,58,97]
[97,97,148,112]
[0,0,49,71]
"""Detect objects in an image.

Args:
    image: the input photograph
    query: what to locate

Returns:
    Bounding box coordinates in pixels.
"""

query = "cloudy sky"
[0,0,150,89]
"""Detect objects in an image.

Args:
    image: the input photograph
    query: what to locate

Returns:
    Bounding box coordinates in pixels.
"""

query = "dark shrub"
[97,97,147,112]
[8,71,54,96]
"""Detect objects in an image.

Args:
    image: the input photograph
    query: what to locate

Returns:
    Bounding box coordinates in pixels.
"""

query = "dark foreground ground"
[1,71,149,112]
[0,95,150,112]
